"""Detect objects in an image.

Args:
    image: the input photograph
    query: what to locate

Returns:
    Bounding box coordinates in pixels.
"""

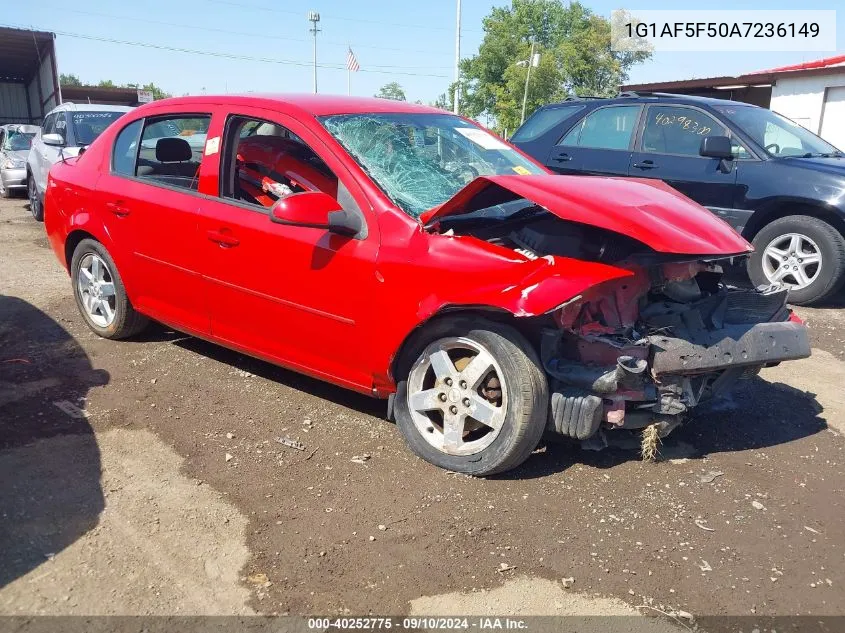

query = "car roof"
[48,102,134,114]
[0,124,39,133]
[543,92,758,110]
[139,93,447,117]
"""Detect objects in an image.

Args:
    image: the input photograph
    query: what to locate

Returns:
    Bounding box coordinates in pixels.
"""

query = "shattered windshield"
[320,113,544,218]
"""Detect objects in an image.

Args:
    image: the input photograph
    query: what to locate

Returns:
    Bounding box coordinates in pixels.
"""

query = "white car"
[27,102,132,220]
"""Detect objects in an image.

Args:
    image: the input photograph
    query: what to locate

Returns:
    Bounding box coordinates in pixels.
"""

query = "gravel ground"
[1,195,844,623]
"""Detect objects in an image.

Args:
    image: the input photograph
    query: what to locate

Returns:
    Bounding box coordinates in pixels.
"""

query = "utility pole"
[308,11,320,94]
[520,40,535,125]
[453,0,461,114]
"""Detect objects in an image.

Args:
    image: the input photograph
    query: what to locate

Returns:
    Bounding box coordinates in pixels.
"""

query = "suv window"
[221,115,339,209]
[641,106,727,156]
[42,114,56,136]
[54,113,68,143]
[511,105,585,142]
[112,120,143,176]
[136,115,210,191]
[559,105,640,150]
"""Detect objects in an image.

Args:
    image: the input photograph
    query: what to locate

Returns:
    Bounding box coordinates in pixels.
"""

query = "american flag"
[346,47,360,72]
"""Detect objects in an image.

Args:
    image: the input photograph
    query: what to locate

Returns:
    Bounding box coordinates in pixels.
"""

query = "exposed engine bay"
[441,208,812,445]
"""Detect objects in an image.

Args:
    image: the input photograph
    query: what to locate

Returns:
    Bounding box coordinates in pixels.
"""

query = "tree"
[459,0,650,133]
[375,82,406,101]
[97,79,117,88]
[60,73,82,86]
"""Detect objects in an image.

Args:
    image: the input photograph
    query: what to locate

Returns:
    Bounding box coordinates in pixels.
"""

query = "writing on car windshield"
[72,111,127,146]
[320,113,543,218]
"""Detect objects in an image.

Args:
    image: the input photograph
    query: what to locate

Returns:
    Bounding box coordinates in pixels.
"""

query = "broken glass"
[321,113,543,218]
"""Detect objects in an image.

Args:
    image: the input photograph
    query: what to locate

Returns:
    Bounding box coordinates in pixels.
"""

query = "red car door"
[95,112,213,335]
[196,106,380,392]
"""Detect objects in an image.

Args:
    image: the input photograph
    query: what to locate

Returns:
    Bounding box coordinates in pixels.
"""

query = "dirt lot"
[2,196,844,622]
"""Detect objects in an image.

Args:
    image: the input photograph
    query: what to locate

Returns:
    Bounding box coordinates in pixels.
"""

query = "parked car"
[27,102,132,220]
[0,124,38,198]
[511,93,845,305]
[43,95,809,475]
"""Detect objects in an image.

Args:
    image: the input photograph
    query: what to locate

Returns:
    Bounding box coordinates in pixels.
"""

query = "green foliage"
[97,79,117,88]
[459,0,650,133]
[60,73,82,87]
[375,82,407,101]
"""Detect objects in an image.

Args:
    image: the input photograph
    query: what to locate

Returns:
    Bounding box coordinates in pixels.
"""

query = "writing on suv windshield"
[320,113,543,218]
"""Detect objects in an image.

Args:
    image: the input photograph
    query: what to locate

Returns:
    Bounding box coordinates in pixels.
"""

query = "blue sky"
[4,0,843,103]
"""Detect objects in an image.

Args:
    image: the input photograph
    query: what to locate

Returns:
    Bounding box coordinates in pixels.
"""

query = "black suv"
[511,93,845,305]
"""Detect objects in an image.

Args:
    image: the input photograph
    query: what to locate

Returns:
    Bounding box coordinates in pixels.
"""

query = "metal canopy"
[0,27,55,82]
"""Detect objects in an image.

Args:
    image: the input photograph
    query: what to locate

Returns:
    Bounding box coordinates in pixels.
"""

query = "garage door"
[820,86,845,152]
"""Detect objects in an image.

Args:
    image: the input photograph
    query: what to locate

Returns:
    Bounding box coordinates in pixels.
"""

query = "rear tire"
[748,215,845,305]
[27,175,43,221]
[71,239,149,339]
[394,317,548,476]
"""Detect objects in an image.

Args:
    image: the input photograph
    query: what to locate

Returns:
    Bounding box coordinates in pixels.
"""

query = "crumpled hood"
[421,174,752,256]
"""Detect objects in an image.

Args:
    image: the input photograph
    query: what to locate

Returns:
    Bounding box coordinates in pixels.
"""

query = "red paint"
[753,55,845,74]
[422,175,752,256]
[43,94,757,399]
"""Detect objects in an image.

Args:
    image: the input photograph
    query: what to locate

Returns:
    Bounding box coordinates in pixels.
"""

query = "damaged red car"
[44,95,810,475]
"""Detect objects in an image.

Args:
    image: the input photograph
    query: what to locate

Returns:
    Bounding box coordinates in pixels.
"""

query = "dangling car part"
[424,175,810,448]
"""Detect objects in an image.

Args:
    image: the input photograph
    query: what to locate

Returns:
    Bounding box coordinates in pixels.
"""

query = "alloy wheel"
[76,253,117,328]
[762,233,822,290]
[28,179,39,216]
[406,337,508,456]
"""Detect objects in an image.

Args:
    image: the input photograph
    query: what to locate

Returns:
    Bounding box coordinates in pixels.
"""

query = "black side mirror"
[699,135,733,160]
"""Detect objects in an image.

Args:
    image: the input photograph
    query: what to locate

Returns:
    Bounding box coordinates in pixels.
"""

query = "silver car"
[0,124,38,198]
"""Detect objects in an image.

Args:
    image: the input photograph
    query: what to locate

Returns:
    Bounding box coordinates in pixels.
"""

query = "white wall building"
[623,55,845,151]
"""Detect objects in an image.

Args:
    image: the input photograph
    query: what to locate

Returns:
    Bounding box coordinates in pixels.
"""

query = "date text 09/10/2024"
[307,617,528,630]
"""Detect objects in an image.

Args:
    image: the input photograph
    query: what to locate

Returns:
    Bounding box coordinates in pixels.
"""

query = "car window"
[136,115,210,191]
[558,105,640,150]
[220,115,339,209]
[641,106,728,156]
[54,113,68,143]
[4,131,35,152]
[72,111,127,146]
[112,119,143,177]
[42,114,56,136]
[510,105,585,143]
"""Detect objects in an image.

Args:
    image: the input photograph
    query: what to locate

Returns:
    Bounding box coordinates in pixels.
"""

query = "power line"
[1,23,452,78]
[205,0,483,33]
[49,4,456,60]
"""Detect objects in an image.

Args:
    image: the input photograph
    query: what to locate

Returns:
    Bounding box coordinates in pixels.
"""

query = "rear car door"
[629,104,740,212]
[94,112,212,334]
[508,103,586,169]
[195,107,379,391]
[548,104,642,175]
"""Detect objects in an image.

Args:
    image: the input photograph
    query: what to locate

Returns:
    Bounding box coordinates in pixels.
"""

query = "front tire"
[394,318,548,476]
[748,215,845,305]
[71,239,149,339]
[27,175,43,221]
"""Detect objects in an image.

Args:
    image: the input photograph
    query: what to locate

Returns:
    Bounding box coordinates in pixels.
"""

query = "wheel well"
[389,307,548,383]
[743,202,845,243]
[64,230,97,269]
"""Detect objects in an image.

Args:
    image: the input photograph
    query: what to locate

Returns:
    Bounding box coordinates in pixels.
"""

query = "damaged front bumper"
[540,281,811,443]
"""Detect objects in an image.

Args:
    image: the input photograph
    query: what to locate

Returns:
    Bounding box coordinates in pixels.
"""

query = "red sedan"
[44,94,810,475]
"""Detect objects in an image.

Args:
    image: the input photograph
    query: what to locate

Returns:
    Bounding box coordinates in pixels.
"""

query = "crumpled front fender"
[415,254,634,320]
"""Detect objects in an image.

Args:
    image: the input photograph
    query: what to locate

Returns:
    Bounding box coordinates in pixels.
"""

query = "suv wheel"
[28,176,43,221]
[748,215,845,305]
[394,318,548,476]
